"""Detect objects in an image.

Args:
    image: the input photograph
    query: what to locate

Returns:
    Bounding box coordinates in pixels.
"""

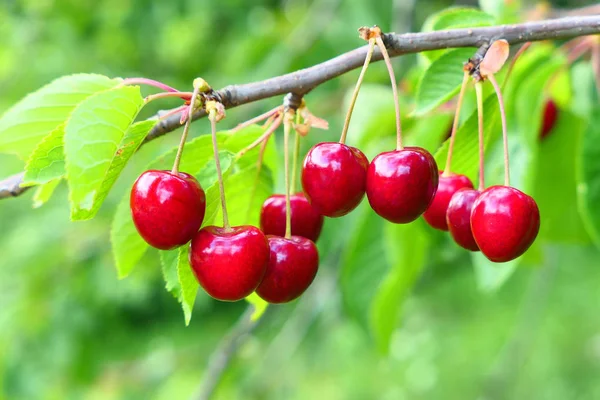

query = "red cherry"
[189,225,269,302]
[130,170,206,250]
[301,142,369,217]
[471,186,540,262]
[446,188,480,251]
[540,99,558,139]
[256,236,319,304]
[423,172,473,231]
[260,193,324,242]
[366,147,439,223]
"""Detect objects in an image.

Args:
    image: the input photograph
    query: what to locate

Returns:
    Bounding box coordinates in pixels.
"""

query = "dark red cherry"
[301,142,369,218]
[366,147,439,223]
[423,171,473,231]
[130,170,206,250]
[471,186,540,262]
[446,189,480,251]
[189,225,269,302]
[260,193,324,242]
[540,99,558,139]
[256,236,319,304]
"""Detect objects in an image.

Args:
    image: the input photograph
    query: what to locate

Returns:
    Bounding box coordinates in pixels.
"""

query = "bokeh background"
[1,0,599,399]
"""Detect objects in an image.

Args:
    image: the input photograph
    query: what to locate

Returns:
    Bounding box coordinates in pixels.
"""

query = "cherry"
[366,147,438,223]
[130,170,206,250]
[423,172,473,230]
[189,225,269,302]
[256,236,319,304]
[260,193,324,242]
[301,142,369,217]
[471,186,540,262]
[446,189,480,251]
[540,99,558,139]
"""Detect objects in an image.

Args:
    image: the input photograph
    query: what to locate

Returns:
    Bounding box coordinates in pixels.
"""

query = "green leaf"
[0,74,120,160]
[370,220,429,354]
[160,246,198,325]
[471,252,519,292]
[435,94,500,183]
[414,48,474,116]
[421,8,495,61]
[22,125,66,186]
[536,111,588,244]
[245,292,269,321]
[111,194,149,279]
[32,179,61,208]
[577,106,600,248]
[64,86,145,220]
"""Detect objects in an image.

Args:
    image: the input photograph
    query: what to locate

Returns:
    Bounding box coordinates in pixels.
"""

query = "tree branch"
[2,15,599,200]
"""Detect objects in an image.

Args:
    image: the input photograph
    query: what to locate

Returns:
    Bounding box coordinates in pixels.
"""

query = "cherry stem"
[236,115,282,160]
[566,37,594,64]
[146,92,193,103]
[339,38,375,144]
[209,110,231,230]
[291,127,300,193]
[121,78,180,92]
[375,36,403,150]
[442,71,470,177]
[503,42,531,88]
[475,82,486,191]
[231,106,283,133]
[171,87,200,175]
[488,73,510,187]
[158,105,188,121]
[283,111,293,239]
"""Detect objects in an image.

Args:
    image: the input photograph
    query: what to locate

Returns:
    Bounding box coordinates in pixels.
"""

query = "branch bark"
[1,15,599,200]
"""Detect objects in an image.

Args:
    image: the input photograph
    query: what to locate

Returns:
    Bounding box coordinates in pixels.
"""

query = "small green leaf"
[160,249,182,299]
[64,86,145,220]
[370,220,429,354]
[471,252,519,292]
[577,106,600,248]
[435,94,500,183]
[0,74,120,160]
[414,48,474,116]
[111,194,149,279]
[177,245,197,326]
[32,179,61,208]
[22,125,66,186]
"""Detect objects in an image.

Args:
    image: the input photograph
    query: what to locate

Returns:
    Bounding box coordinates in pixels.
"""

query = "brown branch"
[2,15,599,200]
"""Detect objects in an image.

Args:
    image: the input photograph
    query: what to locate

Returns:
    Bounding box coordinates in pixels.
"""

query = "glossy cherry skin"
[260,193,324,242]
[471,186,540,262]
[423,172,473,231]
[366,147,439,224]
[301,142,369,218]
[256,236,319,304]
[540,100,558,139]
[446,189,480,251]
[189,225,269,302]
[130,170,206,250]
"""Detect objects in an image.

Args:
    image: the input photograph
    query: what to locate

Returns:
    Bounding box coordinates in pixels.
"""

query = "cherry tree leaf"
[64,86,145,220]
[414,48,474,116]
[0,74,119,160]
[160,245,198,325]
[32,179,62,208]
[577,106,600,248]
[22,124,66,186]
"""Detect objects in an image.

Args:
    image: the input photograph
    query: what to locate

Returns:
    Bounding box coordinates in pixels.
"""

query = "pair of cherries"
[424,172,540,262]
[130,170,319,304]
[301,141,540,263]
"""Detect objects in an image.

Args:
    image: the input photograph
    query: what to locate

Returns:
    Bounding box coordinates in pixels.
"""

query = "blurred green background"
[1,0,600,399]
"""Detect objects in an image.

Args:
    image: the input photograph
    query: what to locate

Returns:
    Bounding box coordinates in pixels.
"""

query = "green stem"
[475,81,486,191]
[146,91,193,103]
[291,129,300,193]
[210,110,231,230]
[171,87,201,174]
[284,112,293,239]
[488,73,510,187]
[375,36,403,150]
[339,39,375,144]
[443,71,470,177]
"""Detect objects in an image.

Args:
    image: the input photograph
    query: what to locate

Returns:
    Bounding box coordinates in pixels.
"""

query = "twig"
[2,15,600,200]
